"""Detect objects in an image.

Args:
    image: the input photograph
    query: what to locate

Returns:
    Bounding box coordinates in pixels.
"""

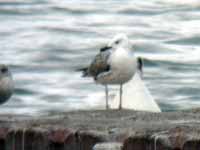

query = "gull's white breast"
[109,48,137,84]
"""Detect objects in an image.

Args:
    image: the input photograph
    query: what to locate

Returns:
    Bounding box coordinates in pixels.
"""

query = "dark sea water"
[0,0,200,115]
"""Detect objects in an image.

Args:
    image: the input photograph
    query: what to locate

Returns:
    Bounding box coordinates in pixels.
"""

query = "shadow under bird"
[78,34,138,110]
[0,65,14,104]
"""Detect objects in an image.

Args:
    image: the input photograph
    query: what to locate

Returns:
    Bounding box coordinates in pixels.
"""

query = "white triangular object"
[110,72,161,112]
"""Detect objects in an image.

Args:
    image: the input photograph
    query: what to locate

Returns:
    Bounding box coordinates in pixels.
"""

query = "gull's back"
[88,50,111,79]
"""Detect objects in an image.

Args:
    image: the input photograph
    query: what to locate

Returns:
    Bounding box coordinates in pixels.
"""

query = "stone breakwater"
[0,109,200,150]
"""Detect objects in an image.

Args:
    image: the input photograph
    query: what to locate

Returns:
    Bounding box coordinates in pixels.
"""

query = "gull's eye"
[115,40,120,44]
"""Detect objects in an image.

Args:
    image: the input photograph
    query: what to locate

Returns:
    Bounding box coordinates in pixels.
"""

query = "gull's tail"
[77,67,89,77]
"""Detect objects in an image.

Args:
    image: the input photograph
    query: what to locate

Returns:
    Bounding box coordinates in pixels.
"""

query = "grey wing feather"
[88,51,111,79]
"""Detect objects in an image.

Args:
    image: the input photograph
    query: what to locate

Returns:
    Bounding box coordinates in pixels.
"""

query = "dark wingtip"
[137,57,143,70]
[76,67,89,77]
[137,57,143,77]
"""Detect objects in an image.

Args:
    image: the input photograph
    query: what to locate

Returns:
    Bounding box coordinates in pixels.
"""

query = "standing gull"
[79,34,137,110]
[0,64,14,104]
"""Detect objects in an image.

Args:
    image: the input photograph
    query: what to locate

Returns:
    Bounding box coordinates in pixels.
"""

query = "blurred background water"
[0,0,200,115]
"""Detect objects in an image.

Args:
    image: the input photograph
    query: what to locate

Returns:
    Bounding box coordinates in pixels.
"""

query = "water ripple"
[0,0,200,115]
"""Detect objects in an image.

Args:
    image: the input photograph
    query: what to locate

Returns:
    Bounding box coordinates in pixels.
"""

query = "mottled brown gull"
[79,34,137,110]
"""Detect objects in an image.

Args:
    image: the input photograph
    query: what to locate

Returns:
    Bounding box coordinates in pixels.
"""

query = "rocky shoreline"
[0,109,200,150]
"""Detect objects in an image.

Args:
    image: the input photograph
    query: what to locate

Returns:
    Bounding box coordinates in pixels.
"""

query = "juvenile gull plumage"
[79,34,137,110]
[0,64,14,104]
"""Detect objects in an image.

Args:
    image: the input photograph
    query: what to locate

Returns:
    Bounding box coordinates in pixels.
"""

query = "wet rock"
[77,131,105,150]
[6,128,49,150]
[0,127,8,150]
[48,128,75,150]
[0,109,200,150]
[183,140,200,150]
[94,142,122,150]
[49,128,73,143]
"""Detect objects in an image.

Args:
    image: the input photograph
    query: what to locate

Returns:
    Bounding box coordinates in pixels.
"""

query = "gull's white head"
[100,33,133,52]
[108,33,131,50]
